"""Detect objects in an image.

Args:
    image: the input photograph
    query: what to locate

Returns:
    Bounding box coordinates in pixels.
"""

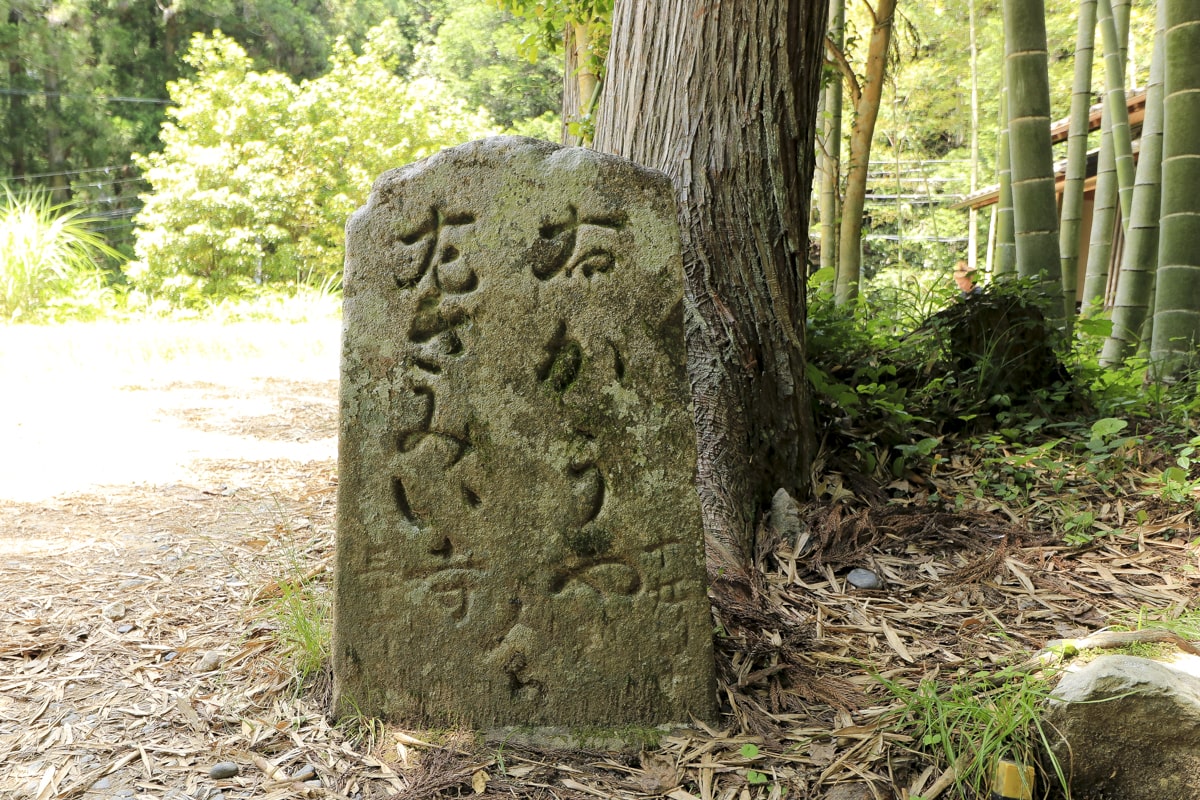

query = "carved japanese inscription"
[334,136,716,729]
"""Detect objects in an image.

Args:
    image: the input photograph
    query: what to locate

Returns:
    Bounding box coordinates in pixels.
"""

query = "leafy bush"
[131,26,495,306]
[0,188,121,321]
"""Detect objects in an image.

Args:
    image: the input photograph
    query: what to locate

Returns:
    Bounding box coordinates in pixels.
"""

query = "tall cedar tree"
[593,0,824,581]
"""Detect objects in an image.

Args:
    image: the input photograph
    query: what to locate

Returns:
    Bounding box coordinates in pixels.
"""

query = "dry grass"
[2,320,1198,799]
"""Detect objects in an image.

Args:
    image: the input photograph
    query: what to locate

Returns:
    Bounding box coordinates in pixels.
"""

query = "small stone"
[90,777,111,790]
[116,624,134,634]
[102,601,126,621]
[846,568,882,590]
[119,578,150,590]
[291,764,317,782]
[162,650,178,662]
[196,650,223,673]
[768,488,804,544]
[114,791,136,799]
[208,761,239,779]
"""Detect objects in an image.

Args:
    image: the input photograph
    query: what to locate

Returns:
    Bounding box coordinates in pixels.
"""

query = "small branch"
[824,36,862,108]
[861,0,878,26]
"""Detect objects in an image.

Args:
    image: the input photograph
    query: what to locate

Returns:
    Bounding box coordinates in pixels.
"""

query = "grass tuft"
[0,187,121,321]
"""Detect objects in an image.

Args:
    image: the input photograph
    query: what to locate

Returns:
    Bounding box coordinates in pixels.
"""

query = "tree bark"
[593,0,823,579]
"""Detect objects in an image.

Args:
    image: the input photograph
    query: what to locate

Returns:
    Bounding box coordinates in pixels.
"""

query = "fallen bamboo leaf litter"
[1,343,1198,798]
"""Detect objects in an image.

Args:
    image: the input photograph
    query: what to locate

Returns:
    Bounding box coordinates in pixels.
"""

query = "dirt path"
[0,321,397,799]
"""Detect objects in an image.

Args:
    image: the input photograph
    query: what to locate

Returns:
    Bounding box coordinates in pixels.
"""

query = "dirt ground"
[0,321,358,799]
[4,321,1200,800]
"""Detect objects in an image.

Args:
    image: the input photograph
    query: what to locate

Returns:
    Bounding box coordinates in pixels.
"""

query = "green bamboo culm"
[819,0,845,281]
[1059,0,1097,322]
[1100,1,1166,368]
[1081,101,1119,311]
[1149,0,1200,378]
[995,68,1017,278]
[1096,0,1135,227]
[1002,0,1063,320]
[1081,0,1131,312]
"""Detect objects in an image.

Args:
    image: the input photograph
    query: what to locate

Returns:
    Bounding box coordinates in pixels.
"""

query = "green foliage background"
[129,28,495,304]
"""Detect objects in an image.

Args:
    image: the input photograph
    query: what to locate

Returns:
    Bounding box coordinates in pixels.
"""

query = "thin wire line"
[0,165,136,182]
[0,88,171,105]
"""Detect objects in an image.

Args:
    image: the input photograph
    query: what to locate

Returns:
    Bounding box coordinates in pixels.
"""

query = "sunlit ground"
[0,319,340,503]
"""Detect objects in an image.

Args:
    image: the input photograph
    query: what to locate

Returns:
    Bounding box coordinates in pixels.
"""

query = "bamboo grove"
[818,0,1200,379]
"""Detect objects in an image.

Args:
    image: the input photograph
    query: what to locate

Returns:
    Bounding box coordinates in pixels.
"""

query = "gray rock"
[822,783,874,800]
[768,488,804,546]
[846,568,882,590]
[291,764,317,782]
[116,624,134,634]
[334,136,716,729]
[101,601,126,620]
[1045,654,1200,800]
[208,761,239,779]
[90,777,111,790]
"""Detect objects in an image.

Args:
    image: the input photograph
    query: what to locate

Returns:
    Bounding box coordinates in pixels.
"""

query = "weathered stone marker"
[333,136,716,729]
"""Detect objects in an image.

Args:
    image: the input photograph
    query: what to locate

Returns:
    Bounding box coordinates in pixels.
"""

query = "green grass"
[269,574,332,680]
[878,666,1068,799]
[0,187,121,321]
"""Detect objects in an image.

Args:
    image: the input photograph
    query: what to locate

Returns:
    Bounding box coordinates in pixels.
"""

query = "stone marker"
[333,136,716,729]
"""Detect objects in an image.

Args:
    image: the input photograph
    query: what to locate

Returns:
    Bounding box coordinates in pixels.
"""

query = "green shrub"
[0,188,121,321]
[130,26,495,306]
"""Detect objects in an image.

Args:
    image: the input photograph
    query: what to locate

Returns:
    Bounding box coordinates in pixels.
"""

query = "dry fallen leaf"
[471,768,489,794]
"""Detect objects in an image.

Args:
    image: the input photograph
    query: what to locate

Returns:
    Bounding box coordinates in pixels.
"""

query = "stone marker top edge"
[366,135,676,199]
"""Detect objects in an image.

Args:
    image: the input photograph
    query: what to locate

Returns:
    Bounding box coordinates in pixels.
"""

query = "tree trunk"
[818,0,844,279]
[1149,0,1200,378]
[1101,2,1164,367]
[593,0,822,578]
[1059,0,1096,319]
[835,0,895,305]
[994,69,1017,277]
[1002,0,1062,318]
[6,8,27,178]
[1096,0,1134,226]
[968,0,981,270]
[561,22,601,145]
[1082,102,1119,309]
[562,26,582,144]
[1081,0,1129,311]
[44,69,69,203]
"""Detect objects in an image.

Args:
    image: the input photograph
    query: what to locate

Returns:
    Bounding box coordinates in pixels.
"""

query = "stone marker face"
[333,136,716,728]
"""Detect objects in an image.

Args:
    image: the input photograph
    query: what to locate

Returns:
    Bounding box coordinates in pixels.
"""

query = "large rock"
[333,136,717,729]
[1045,654,1200,799]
